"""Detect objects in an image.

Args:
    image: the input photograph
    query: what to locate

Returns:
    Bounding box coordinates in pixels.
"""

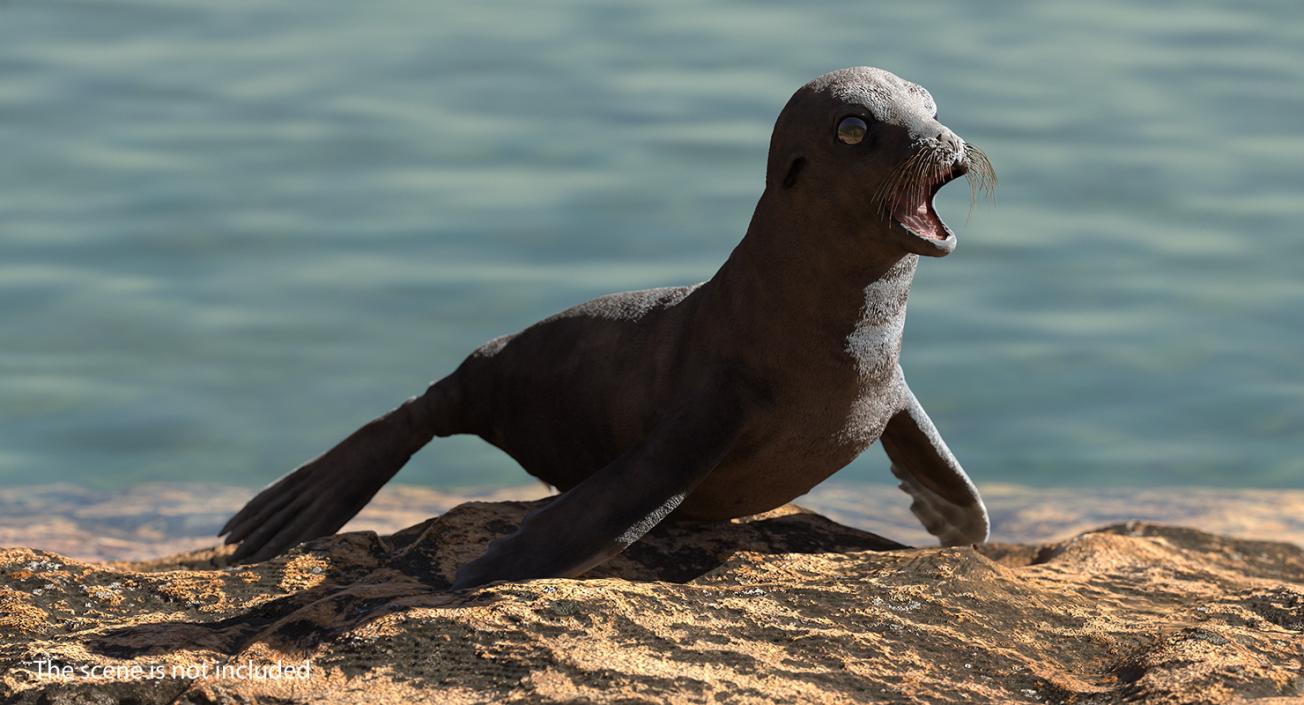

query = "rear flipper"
[451,375,748,590]
[880,383,989,546]
[219,377,460,563]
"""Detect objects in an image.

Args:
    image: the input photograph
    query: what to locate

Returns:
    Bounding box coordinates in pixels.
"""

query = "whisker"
[963,143,997,201]
[871,150,923,219]
[871,143,996,227]
[959,143,996,221]
[905,147,939,213]
[893,150,930,213]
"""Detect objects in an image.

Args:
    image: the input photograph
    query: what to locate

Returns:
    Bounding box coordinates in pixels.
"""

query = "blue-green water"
[1,1,1301,491]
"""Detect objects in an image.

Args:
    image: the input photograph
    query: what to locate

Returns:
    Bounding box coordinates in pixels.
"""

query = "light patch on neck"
[844,275,910,379]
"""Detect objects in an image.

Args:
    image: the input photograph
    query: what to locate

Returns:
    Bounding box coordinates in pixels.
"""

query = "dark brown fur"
[221,67,994,589]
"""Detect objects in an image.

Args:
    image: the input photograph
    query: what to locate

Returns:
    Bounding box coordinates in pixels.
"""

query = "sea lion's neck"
[700,190,917,371]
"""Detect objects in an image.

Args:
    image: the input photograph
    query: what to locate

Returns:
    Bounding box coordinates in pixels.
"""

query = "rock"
[1,500,1301,704]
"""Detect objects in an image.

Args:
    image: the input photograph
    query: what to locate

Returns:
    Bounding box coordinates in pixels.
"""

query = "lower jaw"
[898,221,948,241]
[889,218,956,256]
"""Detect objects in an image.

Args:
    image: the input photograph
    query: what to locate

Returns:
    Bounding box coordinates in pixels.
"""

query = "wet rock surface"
[1,500,1301,704]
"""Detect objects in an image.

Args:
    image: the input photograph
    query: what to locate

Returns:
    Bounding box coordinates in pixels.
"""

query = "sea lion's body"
[461,257,919,521]
[221,67,997,588]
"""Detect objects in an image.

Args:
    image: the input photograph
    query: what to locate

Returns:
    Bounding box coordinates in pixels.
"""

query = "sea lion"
[219,66,998,589]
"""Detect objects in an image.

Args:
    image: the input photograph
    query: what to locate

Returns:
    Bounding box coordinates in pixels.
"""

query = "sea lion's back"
[456,284,703,488]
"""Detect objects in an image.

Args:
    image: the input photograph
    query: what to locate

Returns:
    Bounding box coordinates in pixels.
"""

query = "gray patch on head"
[810,67,942,142]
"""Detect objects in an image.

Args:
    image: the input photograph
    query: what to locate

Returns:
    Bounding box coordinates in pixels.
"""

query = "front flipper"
[451,377,748,590]
[881,384,989,546]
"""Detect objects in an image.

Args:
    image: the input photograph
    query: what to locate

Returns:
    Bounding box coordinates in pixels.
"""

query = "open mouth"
[891,163,967,242]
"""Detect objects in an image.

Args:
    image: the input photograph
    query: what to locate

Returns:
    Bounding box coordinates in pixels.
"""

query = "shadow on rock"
[77,501,904,660]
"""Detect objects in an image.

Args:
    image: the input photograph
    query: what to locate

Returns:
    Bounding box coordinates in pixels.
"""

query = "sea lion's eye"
[836,116,868,145]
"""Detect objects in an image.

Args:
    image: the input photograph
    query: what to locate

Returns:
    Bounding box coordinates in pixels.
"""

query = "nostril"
[942,134,965,159]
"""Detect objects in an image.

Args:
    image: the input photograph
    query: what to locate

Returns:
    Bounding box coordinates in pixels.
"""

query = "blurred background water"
[1,1,1300,492]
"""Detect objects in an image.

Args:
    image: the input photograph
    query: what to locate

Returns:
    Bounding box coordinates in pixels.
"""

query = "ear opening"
[781,157,806,189]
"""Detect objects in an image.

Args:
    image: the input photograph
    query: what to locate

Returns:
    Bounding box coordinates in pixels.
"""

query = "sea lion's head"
[766,67,995,257]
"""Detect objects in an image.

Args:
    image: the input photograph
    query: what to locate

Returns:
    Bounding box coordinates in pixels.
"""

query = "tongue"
[896,201,946,240]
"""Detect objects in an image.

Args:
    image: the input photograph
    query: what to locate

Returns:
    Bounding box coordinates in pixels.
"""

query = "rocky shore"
[0,491,1301,704]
